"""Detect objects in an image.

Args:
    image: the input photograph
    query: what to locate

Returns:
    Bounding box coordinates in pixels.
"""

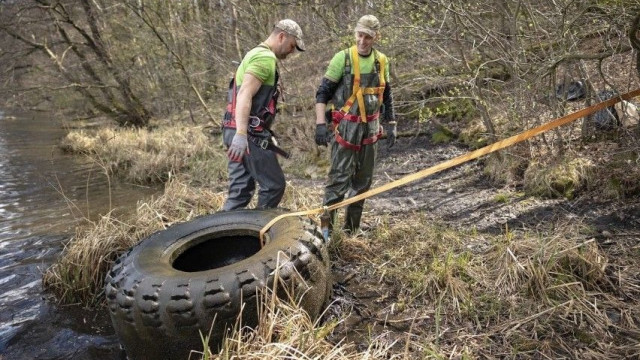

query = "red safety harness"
[222,72,278,133]
[223,44,279,131]
[222,60,289,158]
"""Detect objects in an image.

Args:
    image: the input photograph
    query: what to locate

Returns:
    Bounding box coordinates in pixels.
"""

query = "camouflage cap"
[354,15,380,38]
[275,19,305,51]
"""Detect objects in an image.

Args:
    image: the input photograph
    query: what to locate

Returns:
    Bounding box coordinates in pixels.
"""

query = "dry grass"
[331,213,640,359]
[60,124,227,185]
[524,156,596,199]
[191,268,404,360]
[584,141,640,200]
[280,179,325,212]
[42,178,225,306]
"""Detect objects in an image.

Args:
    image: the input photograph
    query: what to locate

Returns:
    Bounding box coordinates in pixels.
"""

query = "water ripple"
[0,111,158,358]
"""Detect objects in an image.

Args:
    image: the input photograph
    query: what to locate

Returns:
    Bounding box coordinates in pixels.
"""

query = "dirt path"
[321,134,640,355]
[372,135,639,236]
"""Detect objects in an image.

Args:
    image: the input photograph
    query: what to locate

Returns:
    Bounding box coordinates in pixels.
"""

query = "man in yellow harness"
[314,14,397,234]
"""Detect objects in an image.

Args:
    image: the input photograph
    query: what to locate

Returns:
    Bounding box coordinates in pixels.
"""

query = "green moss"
[433,97,476,121]
[573,328,597,345]
[611,151,638,164]
[411,97,477,126]
[494,193,509,203]
[510,334,540,352]
[432,129,453,144]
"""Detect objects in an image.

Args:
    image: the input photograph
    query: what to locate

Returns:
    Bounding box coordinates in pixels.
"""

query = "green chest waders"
[324,46,386,233]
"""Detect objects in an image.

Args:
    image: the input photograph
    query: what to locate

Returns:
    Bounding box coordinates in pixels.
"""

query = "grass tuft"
[330,212,640,358]
[60,125,227,185]
[524,157,595,199]
[43,178,225,306]
[192,268,403,360]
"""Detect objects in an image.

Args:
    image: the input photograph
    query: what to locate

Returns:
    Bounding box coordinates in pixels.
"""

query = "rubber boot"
[327,209,338,236]
[343,200,364,234]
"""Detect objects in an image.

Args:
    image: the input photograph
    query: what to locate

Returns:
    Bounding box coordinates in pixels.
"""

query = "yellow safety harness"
[336,46,386,123]
[332,46,387,151]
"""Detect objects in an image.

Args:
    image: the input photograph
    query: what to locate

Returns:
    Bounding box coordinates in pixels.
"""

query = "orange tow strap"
[259,88,640,245]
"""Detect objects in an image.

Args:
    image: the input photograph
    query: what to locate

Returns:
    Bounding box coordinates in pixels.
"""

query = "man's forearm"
[234,92,252,134]
[315,77,338,125]
[315,103,327,125]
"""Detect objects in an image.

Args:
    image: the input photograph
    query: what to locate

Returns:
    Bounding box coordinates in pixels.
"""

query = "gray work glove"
[315,123,329,146]
[227,132,248,162]
[384,121,397,148]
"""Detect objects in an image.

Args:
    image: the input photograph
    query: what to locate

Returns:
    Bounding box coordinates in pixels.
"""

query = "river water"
[0,111,158,359]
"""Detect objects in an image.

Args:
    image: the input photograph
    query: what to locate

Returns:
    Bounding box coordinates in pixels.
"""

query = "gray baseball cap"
[275,19,305,51]
[354,15,380,37]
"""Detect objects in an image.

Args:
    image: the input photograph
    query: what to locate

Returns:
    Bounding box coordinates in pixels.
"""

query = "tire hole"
[173,234,261,272]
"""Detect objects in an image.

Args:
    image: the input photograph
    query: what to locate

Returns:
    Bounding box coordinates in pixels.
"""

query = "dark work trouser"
[323,132,377,232]
[222,127,285,211]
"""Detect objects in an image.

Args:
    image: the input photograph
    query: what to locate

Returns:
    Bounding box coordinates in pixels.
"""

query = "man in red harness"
[314,15,397,234]
[222,19,305,210]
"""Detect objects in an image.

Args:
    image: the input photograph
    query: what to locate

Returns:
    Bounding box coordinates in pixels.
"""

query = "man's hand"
[384,121,397,148]
[227,133,249,162]
[315,123,329,146]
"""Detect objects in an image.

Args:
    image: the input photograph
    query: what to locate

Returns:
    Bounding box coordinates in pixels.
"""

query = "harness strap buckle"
[248,116,262,128]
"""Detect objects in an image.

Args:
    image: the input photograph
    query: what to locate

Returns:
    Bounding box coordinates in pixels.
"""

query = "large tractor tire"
[104,209,331,360]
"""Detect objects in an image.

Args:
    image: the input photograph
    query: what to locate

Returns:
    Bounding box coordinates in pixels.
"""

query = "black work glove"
[315,123,329,146]
[384,121,397,148]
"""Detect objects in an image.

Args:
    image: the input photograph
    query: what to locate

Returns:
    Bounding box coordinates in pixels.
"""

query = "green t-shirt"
[236,43,277,86]
[324,48,390,84]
